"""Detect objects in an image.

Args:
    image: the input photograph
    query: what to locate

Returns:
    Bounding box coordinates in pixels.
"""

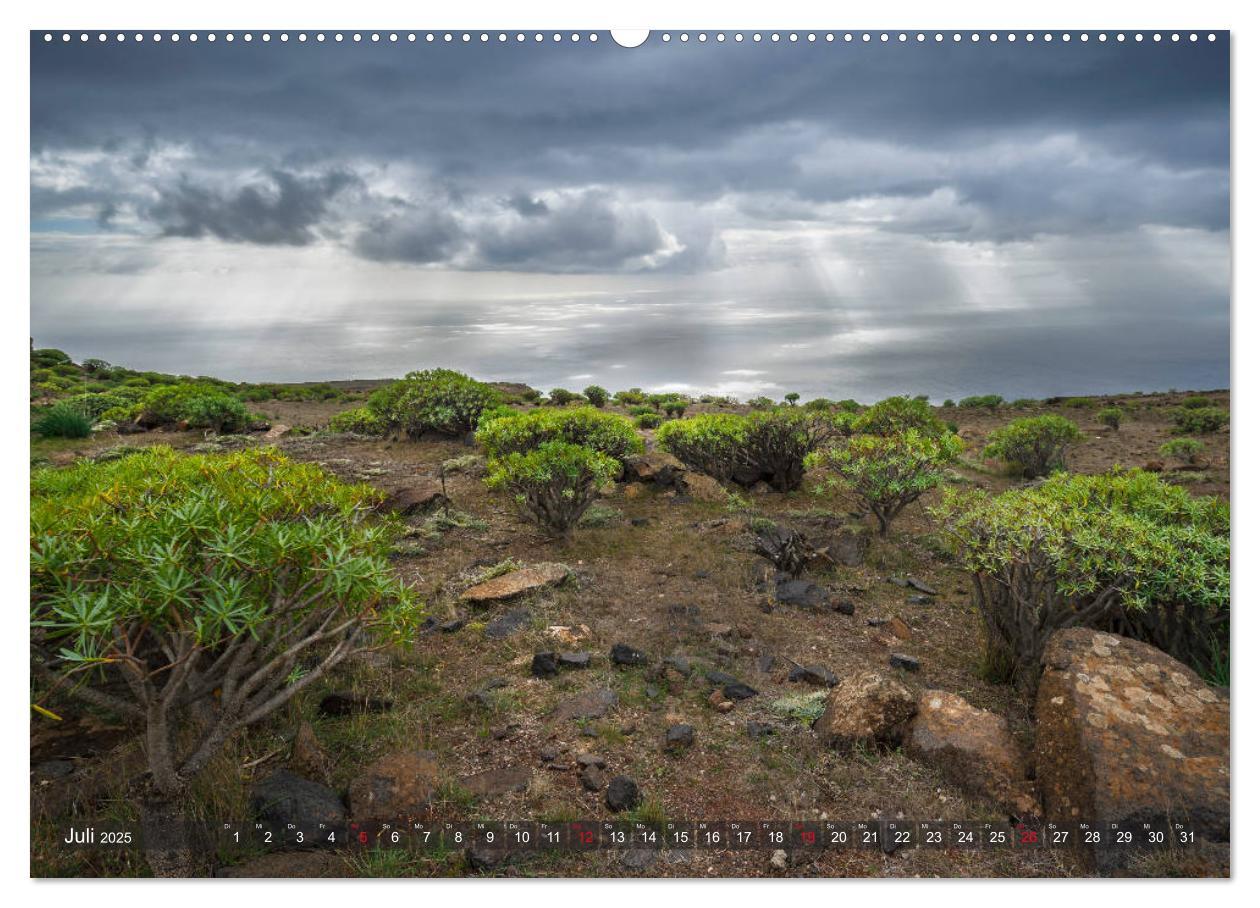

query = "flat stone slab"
[551,687,618,721]
[459,765,532,800]
[460,563,572,604]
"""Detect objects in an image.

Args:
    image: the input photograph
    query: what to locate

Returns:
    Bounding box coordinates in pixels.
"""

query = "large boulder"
[460,563,571,604]
[677,471,729,503]
[906,690,1037,817]
[347,751,440,823]
[381,481,448,516]
[250,770,346,831]
[1035,629,1229,870]
[814,671,916,748]
[624,452,685,487]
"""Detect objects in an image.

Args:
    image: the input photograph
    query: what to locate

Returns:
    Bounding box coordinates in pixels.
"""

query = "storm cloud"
[29,32,1229,397]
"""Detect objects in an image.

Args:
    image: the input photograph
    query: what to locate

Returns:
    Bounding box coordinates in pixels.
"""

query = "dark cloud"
[148,168,358,245]
[353,207,466,264]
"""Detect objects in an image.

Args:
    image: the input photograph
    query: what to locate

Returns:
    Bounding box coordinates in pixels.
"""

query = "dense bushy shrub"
[31,348,72,368]
[635,412,663,429]
[851,395,948,438]
[662,399,687,418]
[1061,397,1092,408]
[1180,395,1214,409]
[983,415,1081,478]
[1096,406,1125,430]
[657,413,748,481]
[33,402,93,438]
[485,441,619,536]
[936,470,1229,685]
[803,398,834,412]
[583,385,609,408]
[1160,438,1205,465]
[658,409,833,491]
[134,384,251,433]
[941,399,956,408]
[549,388,582,406]
[367,368,501,438]
[958,394,1004,410]
[1171,406,1228,435]
[30,447,421,808]
[613,388,646,406]
[807,430,963,535]
[476,406,644,463]
[628,404,656,417]
[1008,398,1038,410]
[64,387,146,420]
[328,406,387,435]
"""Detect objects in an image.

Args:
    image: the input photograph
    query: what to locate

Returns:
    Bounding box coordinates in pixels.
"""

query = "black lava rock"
[606,775,641,812]
[788,664,838,687]
[747,721,776,739]
[558,651,592,670]
[833,599,856,616]
[318,692,393,717]
[250,770,346,830]
[610,643,648,667]
[665,724,695,748]
[890,653,921,672]
[484,608,531,639]
[723,682,759,701]
[531,652,559,677]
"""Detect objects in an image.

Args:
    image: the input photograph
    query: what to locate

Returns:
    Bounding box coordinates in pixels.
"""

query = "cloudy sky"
[30,33,1229,400]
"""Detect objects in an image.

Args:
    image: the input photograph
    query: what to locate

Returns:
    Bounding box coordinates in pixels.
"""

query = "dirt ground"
[29,390,1230,879]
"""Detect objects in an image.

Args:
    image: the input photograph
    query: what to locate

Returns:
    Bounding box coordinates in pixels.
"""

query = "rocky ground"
[30,390,1230,878]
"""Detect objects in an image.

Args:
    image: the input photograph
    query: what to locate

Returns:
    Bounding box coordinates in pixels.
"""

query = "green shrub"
[80,358,112,374]
[135,384,250,433]
[476,406,644,463]
[583,385,609,408]
[328,406,387,435]
[1180,395,1214,409]
[629,404,656,417]
[613,388,646,406]
[747,396,777,410]
[958,394,1004,410]
[1061,396,1093,408]
[31,348,72,368]
[941,399,955,408]
[635,412,663,429]
[1096,406,1125,431]
[1160,438,1205,466]
[836,399,862,413]
[1171,406,1228,435]
[783,392,801,406]
[1009,398,1038,410]
[662,399,687,418]
[30,447,421,804]
[936,470,1228,685]
[657,413,748,481]
[33,402,93,438]
[852,395,948,438]
[485,441,619,536]
[548,388,581,407]
[659,410,833,491]
[63,387,145,420]
[367,368,500,438]
[983,415,1081,478]
[803,398,834,412]
[807,430,963,535]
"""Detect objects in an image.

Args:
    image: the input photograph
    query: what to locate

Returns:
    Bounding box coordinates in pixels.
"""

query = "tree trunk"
[139,790,203,878]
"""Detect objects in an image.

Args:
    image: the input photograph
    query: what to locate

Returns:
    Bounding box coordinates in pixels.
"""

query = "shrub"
[807,430,963,535]
[1171,406,1228,435]
[33,402,93,438]
[852,395,948,438]
[63,387,145,420]
[629,405,656,417]
[657,413,748,481]
[662,399,687,418]
[783,392,800,406]
[1061,396,1092,408]
[31,348,72,368]
[613,388,646,406]
[1009,398,1038,410]
[941,399,955,408]
[836,399,862,413]
[660,410,833,491]
[80,358,112,374]
[635,412,662,429]
[747,396,777,410]
[30,447,421,818]
[180,393,250,433]
[936,470,1228,686]
[367,368,500,437]
[1160,438,1205,466]
[958,394,1004,410]
[476,406,644,463]
[1180,395,1214,409]
[328,406,387,435]
[803,398,833,412]
[983,415,1081,478]
[485,441,619,536]
[548,388,581,407]
[583,385,609,408]
[1096,406,1125,431]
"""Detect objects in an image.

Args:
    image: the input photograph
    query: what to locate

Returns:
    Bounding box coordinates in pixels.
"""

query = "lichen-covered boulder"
[906,690,1037,817]
[814,671,916,748]
[1035,629,1229,870]
[459,563,571,604]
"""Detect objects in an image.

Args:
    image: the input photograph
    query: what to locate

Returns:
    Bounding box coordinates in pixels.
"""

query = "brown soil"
[29,390,1229,879]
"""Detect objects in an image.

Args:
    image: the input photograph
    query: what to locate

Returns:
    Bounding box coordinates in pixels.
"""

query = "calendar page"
[27,17,1230,885]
